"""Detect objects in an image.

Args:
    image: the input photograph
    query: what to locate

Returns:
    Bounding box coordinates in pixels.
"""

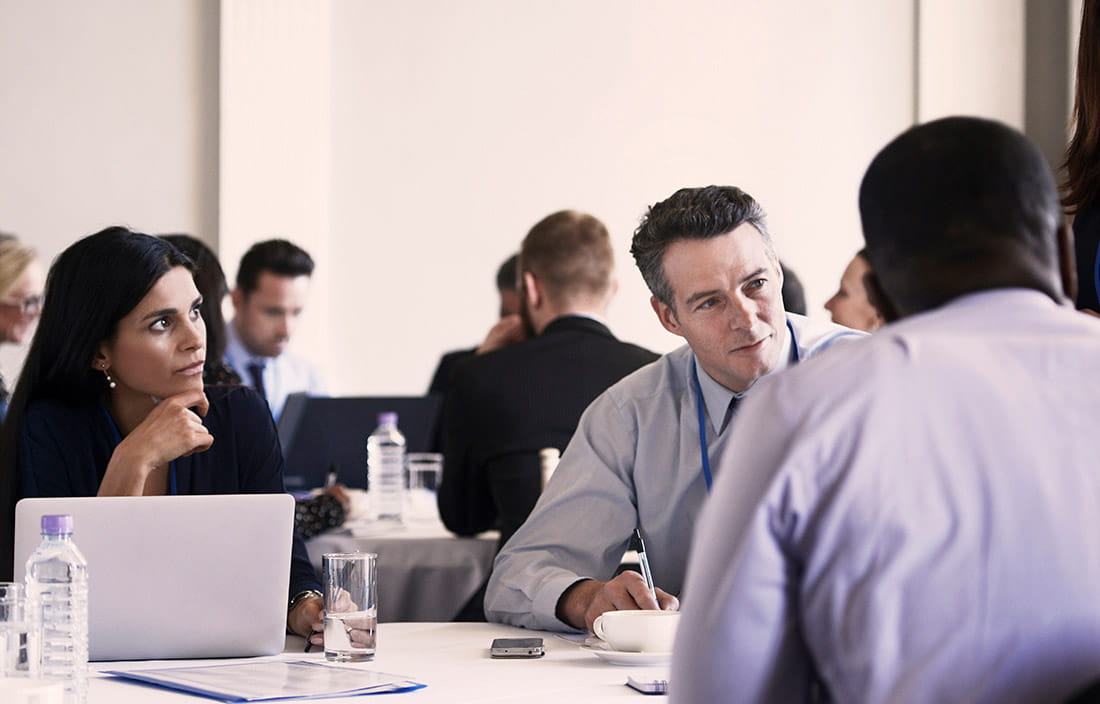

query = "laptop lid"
[277,394,444,491]
[13,494,293,662]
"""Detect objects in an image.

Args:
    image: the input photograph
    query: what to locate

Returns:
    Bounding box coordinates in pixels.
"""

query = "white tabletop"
[305,492,497,622]
[88,622,662,703]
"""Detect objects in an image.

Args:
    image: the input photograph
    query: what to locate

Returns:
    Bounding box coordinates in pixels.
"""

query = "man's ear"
[863,271,900,324]
[1057,220,1079,305]
[651,296,684,338]
[230,287,245,312]
[523,271,541,310]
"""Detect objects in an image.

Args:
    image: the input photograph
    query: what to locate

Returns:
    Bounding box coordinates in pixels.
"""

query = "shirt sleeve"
[484,389,640,631]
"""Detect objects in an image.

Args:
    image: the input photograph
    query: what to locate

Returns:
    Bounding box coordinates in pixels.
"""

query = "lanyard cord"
[692,363,714,493]
[693,319,801,495]
[100,403,178,495]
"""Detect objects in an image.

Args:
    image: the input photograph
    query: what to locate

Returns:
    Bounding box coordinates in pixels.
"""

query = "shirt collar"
[225,320,274,369]
[692,319,795,434]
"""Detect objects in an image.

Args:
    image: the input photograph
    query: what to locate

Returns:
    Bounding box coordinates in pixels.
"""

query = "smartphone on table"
[490,637,545,658]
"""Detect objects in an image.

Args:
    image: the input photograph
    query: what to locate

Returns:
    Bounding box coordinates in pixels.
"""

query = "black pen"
[304,629,322,653]
[632,528,657,604]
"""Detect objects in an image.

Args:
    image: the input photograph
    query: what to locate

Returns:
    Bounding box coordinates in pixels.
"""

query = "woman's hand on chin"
[100,388,213,495]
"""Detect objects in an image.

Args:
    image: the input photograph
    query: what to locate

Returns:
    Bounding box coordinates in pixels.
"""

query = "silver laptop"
[14,494,294,662]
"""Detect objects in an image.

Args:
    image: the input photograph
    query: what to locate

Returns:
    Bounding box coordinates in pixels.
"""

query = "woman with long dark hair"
[0,226,324,644]
[1064,0,1100,312]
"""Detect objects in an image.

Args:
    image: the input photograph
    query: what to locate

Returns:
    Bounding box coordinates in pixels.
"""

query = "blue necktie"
[247,362,267,400]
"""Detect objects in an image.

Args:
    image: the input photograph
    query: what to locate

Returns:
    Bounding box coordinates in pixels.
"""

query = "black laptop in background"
[277,394,445,491]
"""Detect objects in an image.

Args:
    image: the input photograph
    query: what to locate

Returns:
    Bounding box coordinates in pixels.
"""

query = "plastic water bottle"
[367,411,406,521]
[25,514,88,704]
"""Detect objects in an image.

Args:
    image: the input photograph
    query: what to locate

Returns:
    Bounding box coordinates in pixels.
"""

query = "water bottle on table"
[367,411,406,522]
[25,514,88,704]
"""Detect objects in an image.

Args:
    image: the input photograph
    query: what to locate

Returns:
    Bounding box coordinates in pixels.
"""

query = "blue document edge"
[103,660,426,701]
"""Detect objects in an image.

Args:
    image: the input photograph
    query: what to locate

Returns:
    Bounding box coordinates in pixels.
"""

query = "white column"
[917,0,1027,128]
[220,0,333,380]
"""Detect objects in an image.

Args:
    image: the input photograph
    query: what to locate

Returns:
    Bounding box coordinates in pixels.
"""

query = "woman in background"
[824,249,884,332]
[1063,0,1100,313]
[0,227,324,645]
[159,234,242,386]
[0,233,45,417]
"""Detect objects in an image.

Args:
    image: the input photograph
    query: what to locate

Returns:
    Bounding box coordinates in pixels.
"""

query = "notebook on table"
[13,493,294,662]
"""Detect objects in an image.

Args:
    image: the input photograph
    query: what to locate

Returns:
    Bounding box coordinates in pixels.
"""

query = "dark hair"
[519,211,614,306]
[160,234,230,371]
[495,253,519,292]
[1063,0,1100,211]
[0,226,192,578]
[631,186,773,308]
[860,116,1061,313]
[779,262,807,316]
[235,239,314,295]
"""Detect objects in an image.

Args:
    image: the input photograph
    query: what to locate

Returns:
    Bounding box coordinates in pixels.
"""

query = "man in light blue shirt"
[484,186,862,631]
[672,118,1100,703]
[225,240,326,420]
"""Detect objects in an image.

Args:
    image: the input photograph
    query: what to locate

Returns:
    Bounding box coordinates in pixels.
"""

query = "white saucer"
[580,643,672,666]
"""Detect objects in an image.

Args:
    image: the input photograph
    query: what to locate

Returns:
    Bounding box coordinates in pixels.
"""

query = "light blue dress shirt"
[672,290,1100,703]
[224,322,326,421]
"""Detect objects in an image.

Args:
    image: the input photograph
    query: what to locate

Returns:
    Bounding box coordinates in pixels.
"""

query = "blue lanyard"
[694,319,800,494]
[100,404,178,495]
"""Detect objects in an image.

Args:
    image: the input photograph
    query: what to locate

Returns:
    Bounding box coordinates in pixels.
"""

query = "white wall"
[0,0,219,380]
[2,0,1041,397]
[325,0,915,394]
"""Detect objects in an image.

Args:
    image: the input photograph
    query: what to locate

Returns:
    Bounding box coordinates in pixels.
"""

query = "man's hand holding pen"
[555,529,679,633]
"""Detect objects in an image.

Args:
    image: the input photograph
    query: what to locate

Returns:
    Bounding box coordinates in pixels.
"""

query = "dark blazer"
[428,347,477,397]
[17,385,320,598]
[439,315,658,548]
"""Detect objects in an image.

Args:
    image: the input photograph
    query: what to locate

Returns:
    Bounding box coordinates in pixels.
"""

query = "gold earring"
[100,363,116,390]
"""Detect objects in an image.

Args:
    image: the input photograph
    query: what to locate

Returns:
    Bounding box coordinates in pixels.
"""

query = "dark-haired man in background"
[485,186,862,632]
[225,239,325,420]
[671,118,1100,703]
[427,253,527,399]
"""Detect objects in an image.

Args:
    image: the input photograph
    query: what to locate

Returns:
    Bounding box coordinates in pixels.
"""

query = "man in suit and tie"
[225,239,326,420]
[438,210,658,553]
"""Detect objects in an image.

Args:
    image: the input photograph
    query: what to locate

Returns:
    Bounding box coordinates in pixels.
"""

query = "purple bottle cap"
[378,412,398,426]
[41,514,73,535]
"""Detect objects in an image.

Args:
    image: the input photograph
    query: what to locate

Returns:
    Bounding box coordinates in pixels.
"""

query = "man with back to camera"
[225,239,326,421]
[671,118,1100,703]
[438,210,658,551]
[484,186,864,632]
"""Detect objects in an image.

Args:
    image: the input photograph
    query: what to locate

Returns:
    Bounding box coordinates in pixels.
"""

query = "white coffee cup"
[592,609,680,652]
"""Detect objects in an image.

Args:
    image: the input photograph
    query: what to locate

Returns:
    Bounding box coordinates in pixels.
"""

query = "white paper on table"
[104,659,424,701]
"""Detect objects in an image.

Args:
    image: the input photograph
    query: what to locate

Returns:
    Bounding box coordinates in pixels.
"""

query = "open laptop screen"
[277,394,444,491]
[14,494,293,661]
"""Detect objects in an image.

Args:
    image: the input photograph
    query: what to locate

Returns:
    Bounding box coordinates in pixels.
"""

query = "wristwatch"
[288,589,323,614]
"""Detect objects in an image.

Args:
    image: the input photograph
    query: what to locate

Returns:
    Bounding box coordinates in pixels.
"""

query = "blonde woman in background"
[0,234,44,418]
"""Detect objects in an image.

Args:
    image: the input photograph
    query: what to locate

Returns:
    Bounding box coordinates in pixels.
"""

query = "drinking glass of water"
[0,582,33,677]
[322,553,378,662]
